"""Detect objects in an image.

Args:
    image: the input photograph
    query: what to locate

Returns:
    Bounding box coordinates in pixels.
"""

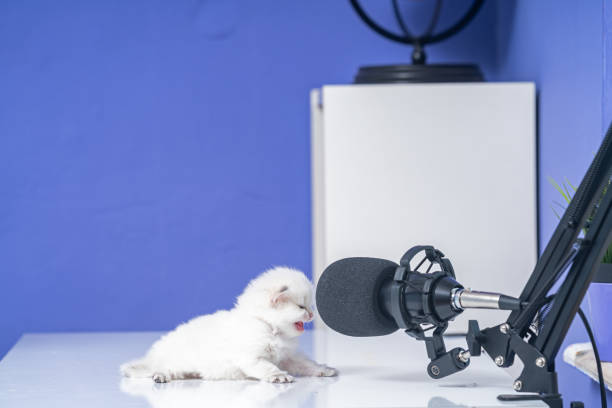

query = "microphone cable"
[577,307,607,408]
[530,294,606,407]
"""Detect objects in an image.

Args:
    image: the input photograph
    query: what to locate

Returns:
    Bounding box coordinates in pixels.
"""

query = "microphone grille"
[316,257,399,336]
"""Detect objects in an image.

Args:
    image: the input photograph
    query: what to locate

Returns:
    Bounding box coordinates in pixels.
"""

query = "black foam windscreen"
[316,257,399,336]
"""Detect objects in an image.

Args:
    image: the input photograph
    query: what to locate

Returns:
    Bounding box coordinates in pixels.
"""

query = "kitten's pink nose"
[307,311,314,320]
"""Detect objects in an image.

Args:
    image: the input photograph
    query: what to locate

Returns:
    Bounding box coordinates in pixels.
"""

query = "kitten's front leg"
[280,354,337,377]
[151,371,202,383]
[241,358,295,383]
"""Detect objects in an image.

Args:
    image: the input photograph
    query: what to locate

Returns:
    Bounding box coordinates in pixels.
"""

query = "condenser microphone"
[316,255,523,337]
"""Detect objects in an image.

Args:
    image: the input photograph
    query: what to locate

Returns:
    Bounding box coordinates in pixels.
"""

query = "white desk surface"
[0,330,546,408]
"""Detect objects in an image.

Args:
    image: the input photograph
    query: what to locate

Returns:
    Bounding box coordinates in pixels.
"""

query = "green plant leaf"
[603,244,612,264]
[565,177,577,192]
[562,182,573,201]
[552,200,567,211]
[547,177,570,203]
[551,205,561,220]
[551,175,612,263]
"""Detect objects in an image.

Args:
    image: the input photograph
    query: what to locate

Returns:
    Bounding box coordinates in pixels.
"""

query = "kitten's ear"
[271,285,289,306]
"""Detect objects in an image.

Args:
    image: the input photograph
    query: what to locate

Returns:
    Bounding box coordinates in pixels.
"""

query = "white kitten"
[121,267,336,383]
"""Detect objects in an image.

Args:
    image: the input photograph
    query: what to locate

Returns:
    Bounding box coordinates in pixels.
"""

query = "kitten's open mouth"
[294,321,304,332]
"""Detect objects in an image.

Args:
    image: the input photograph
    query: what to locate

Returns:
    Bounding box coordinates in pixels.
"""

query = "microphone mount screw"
[495,355,505,366]
[500,323,510,334]
[430,365,440,376]
[535,357,546,368]
[457,350,471,363]
[513,380,523,391]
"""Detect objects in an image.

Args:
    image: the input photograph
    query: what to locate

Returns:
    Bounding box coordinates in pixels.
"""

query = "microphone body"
[316,255,522,337]
[378,267,463,332]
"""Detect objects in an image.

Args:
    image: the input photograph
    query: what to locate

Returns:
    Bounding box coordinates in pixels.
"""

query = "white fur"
[121,267,336,383]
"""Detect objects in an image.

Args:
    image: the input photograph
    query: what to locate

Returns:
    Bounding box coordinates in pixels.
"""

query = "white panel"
[311,89,327,283]
[313,83,537,332]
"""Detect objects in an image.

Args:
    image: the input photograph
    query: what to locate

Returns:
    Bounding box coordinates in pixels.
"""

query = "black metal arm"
[473,123,612,407]
[407,124,612,407]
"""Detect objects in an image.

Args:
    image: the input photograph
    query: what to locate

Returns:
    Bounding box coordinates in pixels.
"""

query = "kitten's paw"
[152,372,170,383]
[315,366,337,377]
[265,372,295,383]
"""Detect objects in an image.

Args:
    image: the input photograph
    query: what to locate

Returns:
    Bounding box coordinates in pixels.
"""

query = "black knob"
[466,320,482,356]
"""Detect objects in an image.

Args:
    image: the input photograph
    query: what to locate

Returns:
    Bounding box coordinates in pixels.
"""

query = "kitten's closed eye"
[298,305,306,309]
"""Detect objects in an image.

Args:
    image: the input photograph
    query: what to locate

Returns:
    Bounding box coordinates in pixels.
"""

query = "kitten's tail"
[120,358,153,378]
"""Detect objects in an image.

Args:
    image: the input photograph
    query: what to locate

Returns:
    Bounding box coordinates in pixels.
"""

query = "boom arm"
[476,123,612,407]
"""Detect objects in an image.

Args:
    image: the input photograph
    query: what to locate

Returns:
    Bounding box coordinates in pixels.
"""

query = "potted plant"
[549,177,612,361]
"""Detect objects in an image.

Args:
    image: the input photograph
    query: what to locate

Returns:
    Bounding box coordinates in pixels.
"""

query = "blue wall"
[0,0,496,358]
[494,1,612,405]
[1,0,609,405]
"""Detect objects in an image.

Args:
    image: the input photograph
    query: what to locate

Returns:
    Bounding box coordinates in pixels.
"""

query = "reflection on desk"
[121,376,334,408]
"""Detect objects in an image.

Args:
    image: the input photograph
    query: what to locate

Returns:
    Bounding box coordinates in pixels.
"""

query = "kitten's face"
[237,267,315,338]
[269,287,314,338]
